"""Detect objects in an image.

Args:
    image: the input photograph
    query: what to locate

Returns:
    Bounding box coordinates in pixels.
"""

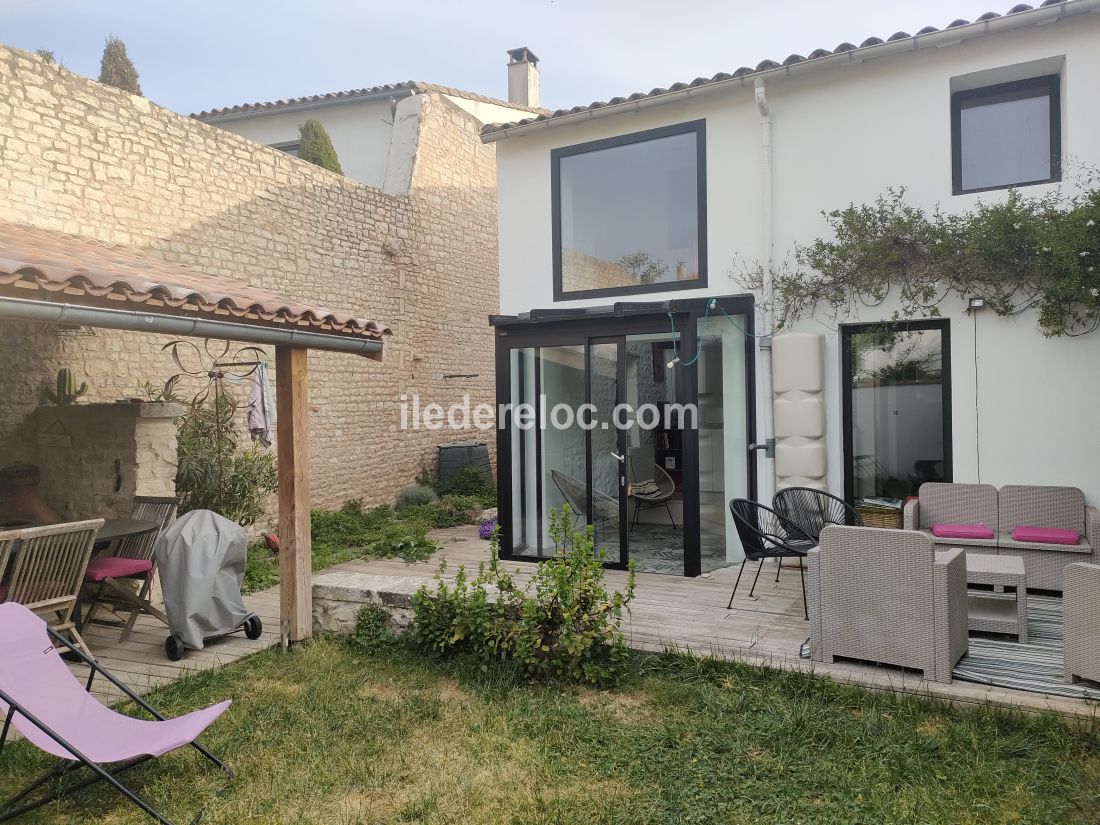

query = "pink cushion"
[84,557,153,583]
[1011,525,1080,545]
[931,522,994,540]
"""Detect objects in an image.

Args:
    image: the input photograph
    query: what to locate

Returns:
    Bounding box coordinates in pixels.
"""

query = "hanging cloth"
[246,362,275,447]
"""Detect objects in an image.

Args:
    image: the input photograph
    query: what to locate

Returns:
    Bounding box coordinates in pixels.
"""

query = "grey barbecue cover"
[155,509,252,649]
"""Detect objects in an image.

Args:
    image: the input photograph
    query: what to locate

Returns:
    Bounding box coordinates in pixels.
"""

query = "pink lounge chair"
[0,603,232,824]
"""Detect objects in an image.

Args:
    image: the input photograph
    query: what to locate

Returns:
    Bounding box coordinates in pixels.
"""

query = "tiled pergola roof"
[0,222,391,340]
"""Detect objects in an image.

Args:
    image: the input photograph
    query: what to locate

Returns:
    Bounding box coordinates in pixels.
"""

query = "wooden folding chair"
[1,520,103,658]
[81,496,178,642]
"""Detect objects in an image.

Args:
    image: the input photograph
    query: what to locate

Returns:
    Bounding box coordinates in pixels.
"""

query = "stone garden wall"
[0,46,498,523]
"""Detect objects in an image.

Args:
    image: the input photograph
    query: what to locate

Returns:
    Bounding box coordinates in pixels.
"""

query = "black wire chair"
[772,487,863,545]
[728,499,815,619]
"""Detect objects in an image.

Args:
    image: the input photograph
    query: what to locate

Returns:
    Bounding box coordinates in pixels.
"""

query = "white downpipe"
[755,78,776,502]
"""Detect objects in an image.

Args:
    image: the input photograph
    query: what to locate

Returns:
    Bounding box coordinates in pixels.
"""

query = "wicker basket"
[856,505,903,529]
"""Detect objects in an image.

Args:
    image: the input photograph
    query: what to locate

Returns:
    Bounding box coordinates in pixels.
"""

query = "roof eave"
[194,88,419,124]
[481,0,1095,143]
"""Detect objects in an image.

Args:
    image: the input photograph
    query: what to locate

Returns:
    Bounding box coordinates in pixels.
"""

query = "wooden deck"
[335,526,1099,721]
[70,525,1098,721]
[70,587,282,706]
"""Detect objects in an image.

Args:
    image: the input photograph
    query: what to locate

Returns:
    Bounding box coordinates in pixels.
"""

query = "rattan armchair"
[1064,562,1100,684]
[807,525,969,684]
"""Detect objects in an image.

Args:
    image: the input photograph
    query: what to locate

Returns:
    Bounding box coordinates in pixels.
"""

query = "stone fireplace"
[32,401,185,521]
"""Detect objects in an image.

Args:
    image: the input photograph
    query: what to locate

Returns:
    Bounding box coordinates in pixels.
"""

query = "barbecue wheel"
[165,634,185,661]
[244,615,263,640]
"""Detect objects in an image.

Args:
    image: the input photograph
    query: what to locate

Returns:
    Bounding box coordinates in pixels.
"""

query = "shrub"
[298,118,343,174]
[175,394,277,526]
[431,495,483,528]
[412,507,637,686]
[437,464,496,508]
[396,484,438,510]
[98,35,141,96]
[350,604,395,653]
[368,529,436,563]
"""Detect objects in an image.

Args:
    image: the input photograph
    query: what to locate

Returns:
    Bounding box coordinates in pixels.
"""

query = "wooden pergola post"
[275,345,312,643]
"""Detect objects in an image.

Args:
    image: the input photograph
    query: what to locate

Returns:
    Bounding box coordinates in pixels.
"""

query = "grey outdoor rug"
[952,592,1100,700]
[797,592,1100,700]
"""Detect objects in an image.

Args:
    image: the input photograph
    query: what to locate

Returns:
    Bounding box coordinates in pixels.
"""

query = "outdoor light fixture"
[666,356,681,369]
[968,297,987,311]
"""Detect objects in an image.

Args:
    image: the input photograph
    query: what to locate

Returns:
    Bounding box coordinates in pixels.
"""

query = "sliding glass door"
[495,297,756,577]
[842,321,952,507]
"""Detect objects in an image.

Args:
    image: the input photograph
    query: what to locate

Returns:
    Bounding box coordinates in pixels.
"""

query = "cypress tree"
[98,35,142,96]
[298,118,343,174]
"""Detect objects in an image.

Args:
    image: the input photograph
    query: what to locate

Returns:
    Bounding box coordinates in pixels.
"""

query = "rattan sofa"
[807,525,969,684]
[902,483,1099,591]
[1064,562,1100,685]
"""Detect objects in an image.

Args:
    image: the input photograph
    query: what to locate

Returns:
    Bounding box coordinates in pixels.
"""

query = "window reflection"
[556,125,703,295]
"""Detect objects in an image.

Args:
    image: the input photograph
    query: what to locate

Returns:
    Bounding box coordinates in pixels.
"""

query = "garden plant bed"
[2,638,1097,824]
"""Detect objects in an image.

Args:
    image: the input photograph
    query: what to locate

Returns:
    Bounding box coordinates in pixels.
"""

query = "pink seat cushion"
[84,557,153,583]
[1012,525,1080,545]
[931,522,994,540]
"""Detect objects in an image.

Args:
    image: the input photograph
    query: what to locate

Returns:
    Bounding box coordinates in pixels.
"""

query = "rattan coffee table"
[964,553,1028,643]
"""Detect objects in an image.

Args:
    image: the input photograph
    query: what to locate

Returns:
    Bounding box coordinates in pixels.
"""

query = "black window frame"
[840,319,953,506]
[551,120,708,301]
[271,140,301,157]
[951,74,1061,196]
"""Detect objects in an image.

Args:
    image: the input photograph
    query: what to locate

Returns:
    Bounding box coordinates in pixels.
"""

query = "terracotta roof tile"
[481,0,1073,137]
[192,81,547,120]
[0,223,391,340]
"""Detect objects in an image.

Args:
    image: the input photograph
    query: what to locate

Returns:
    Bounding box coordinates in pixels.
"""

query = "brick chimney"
[506,47,540,108]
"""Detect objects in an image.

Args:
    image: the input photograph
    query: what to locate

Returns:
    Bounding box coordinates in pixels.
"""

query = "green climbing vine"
[742,173,1100,337]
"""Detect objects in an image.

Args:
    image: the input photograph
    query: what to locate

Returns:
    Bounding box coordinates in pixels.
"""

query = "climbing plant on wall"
[743,173,1100,337]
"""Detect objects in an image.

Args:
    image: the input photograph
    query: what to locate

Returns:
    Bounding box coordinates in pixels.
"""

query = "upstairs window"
[272,141,301,158]
[951,74,1060,195]
[552,120,707,300]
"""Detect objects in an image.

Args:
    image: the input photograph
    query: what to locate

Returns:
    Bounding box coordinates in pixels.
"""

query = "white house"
[193,49,544,189]
[482,1,1100,578]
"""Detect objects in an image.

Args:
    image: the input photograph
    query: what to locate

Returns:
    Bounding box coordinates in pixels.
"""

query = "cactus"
[45,368,88,405]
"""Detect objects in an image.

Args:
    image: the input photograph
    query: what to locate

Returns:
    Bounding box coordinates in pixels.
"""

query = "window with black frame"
[951,74,1060,195]
[552,120,706,300]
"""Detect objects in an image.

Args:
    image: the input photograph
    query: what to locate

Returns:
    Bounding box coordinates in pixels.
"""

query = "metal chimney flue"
[506,47,540,108]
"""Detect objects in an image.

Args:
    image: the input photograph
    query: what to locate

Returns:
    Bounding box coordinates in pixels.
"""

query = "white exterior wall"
[494,14,1100,504]
[209,98,402,187]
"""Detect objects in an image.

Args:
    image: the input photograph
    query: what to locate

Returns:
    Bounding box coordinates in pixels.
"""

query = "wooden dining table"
[93,518,159,548]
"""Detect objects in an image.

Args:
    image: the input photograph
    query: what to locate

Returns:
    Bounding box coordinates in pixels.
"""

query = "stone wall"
[0,46,499,523]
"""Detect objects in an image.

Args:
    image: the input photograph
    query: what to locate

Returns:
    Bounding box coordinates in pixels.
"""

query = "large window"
[951,74,1060,195]
[842,321,952,509]
[551,121,707,300]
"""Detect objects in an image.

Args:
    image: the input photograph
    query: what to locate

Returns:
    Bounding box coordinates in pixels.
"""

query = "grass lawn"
[1,639,1097,824]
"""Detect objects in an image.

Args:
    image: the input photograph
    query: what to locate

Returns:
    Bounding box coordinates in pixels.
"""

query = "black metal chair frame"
[772,487,864,545]
[728,498,815,619]
[0,625,232,825]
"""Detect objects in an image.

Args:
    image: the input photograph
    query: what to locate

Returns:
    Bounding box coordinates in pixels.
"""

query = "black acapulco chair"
[772,487,863,544]
[728,499,815,620]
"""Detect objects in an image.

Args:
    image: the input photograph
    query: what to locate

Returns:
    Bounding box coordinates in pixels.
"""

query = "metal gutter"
[481,0,1095,143]
[0,296,385,358]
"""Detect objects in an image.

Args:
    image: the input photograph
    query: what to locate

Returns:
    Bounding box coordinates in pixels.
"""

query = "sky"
[1,0,1011,116]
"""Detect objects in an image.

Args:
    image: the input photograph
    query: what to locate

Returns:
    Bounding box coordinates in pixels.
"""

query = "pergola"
[0,221,392,642]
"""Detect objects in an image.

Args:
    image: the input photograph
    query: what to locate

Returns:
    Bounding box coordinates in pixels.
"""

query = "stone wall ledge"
[312,571,434,636]
[39,401,187,419]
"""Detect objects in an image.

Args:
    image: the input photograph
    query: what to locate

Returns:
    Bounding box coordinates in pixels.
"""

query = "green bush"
[412,507,637,686]
[298,118,343,174]
[430,495,483,528]
[437,464,496,508]
[368,530,436,562]
[396,484,438,510]
[175,395,278,526]
[98,34,141,96]
[349,604,395,653]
